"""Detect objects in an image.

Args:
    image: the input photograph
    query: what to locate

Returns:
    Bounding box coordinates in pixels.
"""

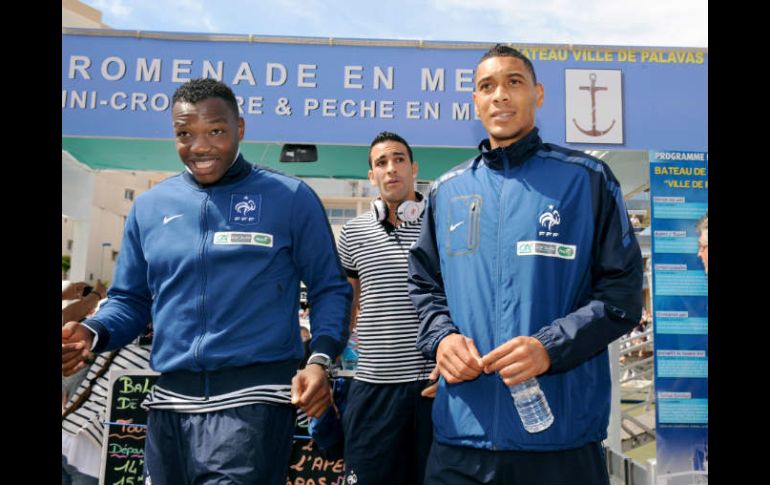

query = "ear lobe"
[238,118,245,140]
[535,83,545,108]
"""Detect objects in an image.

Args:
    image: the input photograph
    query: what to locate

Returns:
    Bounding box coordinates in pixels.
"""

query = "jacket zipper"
[491,152,511,449]
[193,191,211,398]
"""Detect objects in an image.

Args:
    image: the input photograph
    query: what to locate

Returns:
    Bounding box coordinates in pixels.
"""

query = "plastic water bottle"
[508,378,554,433]
[341,332,359,371]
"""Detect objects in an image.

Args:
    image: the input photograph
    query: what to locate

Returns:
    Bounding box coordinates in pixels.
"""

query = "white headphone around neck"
[371,192,425,224]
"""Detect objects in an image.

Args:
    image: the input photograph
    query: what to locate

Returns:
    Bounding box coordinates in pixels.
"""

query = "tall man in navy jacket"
[408,44,642,484]
[62,78,351,485]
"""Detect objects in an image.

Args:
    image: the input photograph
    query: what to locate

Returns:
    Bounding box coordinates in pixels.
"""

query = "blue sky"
[81,0,707,48]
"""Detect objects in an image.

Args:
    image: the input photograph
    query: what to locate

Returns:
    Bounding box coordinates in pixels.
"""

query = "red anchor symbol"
[572,73,616,136]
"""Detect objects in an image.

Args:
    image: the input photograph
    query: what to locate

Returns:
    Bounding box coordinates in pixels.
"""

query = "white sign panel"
[565,69,623,144]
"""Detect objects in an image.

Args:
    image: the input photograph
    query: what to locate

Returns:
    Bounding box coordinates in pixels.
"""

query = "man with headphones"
[337,131,437,485]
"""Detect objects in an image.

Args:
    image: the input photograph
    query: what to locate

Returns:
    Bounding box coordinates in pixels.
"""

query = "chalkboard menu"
[286,437,345,485]
[99,369,159,485]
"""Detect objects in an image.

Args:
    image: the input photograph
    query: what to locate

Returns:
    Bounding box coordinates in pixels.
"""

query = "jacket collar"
[477,128,542,170]
[182,152,252,189]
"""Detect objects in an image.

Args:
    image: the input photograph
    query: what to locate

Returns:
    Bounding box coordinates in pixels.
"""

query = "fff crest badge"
[565,69,624,144]
[229,194,261,225]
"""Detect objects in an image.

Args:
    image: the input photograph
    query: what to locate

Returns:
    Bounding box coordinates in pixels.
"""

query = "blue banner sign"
[63,31,707,150]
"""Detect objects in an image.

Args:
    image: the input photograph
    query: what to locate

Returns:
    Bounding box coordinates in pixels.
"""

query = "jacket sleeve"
[408,187,459,360]
[532,165,643,373]
[84,203,153,353]
[292,182,352,360]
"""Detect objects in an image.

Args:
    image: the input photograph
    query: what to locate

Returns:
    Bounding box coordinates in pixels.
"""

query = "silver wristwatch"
[306,353,333,374]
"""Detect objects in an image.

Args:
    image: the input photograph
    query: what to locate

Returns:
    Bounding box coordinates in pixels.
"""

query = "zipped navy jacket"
[408,129,642,451]
[86,155,351,393]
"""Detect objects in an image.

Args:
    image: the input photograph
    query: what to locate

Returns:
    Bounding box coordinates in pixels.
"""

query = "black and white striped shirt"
[338,212,435,383]
[62,344,153,448]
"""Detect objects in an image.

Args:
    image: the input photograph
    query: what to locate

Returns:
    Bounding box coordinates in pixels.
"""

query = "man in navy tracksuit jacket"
[62,79,351,485]
[408,45,642,484]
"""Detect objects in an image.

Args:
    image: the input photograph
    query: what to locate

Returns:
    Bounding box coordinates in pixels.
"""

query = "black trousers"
[424,440,609,485]
[342,379,434,485]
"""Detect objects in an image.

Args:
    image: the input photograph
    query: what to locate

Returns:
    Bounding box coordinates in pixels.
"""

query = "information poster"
[649,150,708,484]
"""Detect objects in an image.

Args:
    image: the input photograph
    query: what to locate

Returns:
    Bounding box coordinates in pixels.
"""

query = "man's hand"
[291,364,332,418]
[93,280,108,300]
[62,281,88,300]
[420,366,441,398]
[62,321,94,376]
[481,336,551,386]
[435,333,483,384]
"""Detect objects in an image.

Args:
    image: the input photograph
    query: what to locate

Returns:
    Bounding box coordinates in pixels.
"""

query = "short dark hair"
[368,131,414,168]
[478,44,537,84]
[172,78,240,118]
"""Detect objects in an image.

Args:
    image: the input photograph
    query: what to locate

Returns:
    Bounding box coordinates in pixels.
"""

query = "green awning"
[62,137,478,180]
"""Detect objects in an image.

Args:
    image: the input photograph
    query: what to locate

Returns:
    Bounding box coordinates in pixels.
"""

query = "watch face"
[309,355,330,369]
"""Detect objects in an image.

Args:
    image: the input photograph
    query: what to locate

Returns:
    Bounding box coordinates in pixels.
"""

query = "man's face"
[173,97,244,185]
[697,230,708,274]
[472,56,544,148]
[368,141,418,204]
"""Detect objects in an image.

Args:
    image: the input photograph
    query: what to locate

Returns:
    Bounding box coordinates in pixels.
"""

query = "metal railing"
[606,447,657,485]
[618,326,656,452]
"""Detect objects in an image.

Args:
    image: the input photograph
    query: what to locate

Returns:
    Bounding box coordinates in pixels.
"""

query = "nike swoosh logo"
[163,214,183,225]
[449,221,465,232]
